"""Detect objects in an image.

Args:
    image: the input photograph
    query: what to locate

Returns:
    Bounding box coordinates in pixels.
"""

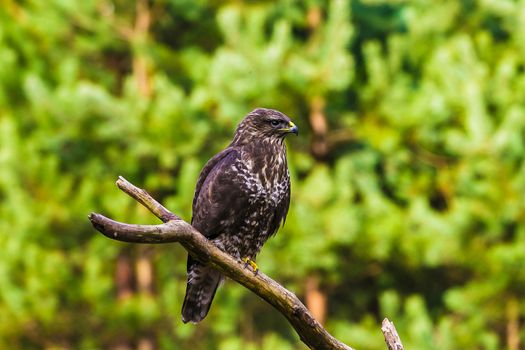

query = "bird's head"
[233,108,298,145]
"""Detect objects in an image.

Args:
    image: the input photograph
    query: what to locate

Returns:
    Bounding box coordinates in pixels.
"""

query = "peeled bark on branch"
[382,318,405,350]
[89,176,402,350]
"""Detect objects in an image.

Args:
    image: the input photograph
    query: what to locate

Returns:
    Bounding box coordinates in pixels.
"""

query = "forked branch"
[89,177,403,350]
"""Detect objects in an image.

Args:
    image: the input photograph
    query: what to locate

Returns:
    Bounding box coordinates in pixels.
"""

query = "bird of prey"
[181,108,298,323]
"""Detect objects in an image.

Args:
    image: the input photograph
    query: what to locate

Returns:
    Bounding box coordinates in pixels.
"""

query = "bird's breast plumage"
[209,142,290,258]
[233,150,288,203]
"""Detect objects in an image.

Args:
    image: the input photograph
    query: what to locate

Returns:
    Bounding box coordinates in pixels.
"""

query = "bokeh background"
[2,0,525,349]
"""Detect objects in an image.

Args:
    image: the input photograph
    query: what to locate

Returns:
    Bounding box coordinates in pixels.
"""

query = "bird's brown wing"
[191,147,234,213]
[191,147,250,239]
[183,147,251,323]
[268,175,291,237]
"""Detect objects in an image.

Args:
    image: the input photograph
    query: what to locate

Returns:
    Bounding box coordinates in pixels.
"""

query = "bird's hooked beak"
[285,121,299,136]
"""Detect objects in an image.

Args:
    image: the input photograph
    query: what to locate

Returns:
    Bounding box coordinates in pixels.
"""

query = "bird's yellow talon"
[242,257,259,274]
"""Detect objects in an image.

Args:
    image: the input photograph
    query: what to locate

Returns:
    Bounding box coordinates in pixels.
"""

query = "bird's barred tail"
[181,258,222,323]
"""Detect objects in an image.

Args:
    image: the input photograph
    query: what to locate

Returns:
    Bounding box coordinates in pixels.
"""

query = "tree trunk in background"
[305,275,327,326]
[136,247,155,349]
[136,248,154,295]
[116,251,134,301]
[507,297,520,350]
[306,6,329,159]
[132,0,152,97]
[309,96,329,159]
[114,251,134,350]
[137,338,155,350]
[133,1,155,348]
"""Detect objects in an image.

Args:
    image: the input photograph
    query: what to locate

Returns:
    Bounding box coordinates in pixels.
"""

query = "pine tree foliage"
[1,0,525,349]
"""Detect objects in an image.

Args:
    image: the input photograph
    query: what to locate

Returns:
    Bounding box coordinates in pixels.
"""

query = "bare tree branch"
[90,177,352,349]
[90,177,403,350]
[115,176,178,222]
[382,318,404,350]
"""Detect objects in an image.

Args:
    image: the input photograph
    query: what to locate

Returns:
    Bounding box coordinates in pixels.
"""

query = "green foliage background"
[1,0,525,349]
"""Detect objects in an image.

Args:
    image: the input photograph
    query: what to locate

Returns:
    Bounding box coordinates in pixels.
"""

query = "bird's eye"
[270,120,280,127]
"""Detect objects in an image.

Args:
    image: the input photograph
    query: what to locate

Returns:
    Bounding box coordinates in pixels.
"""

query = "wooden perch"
[89,176,403,350]
[382,318,404,350]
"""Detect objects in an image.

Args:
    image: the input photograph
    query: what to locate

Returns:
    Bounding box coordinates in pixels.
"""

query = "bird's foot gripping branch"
[89,176,403,350]
[242,256,259,274]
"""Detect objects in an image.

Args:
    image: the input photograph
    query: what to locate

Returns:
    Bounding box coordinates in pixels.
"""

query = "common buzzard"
[181,108,298,323]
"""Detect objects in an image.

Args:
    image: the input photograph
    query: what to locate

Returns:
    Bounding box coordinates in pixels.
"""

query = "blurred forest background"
[1,0,525,349]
